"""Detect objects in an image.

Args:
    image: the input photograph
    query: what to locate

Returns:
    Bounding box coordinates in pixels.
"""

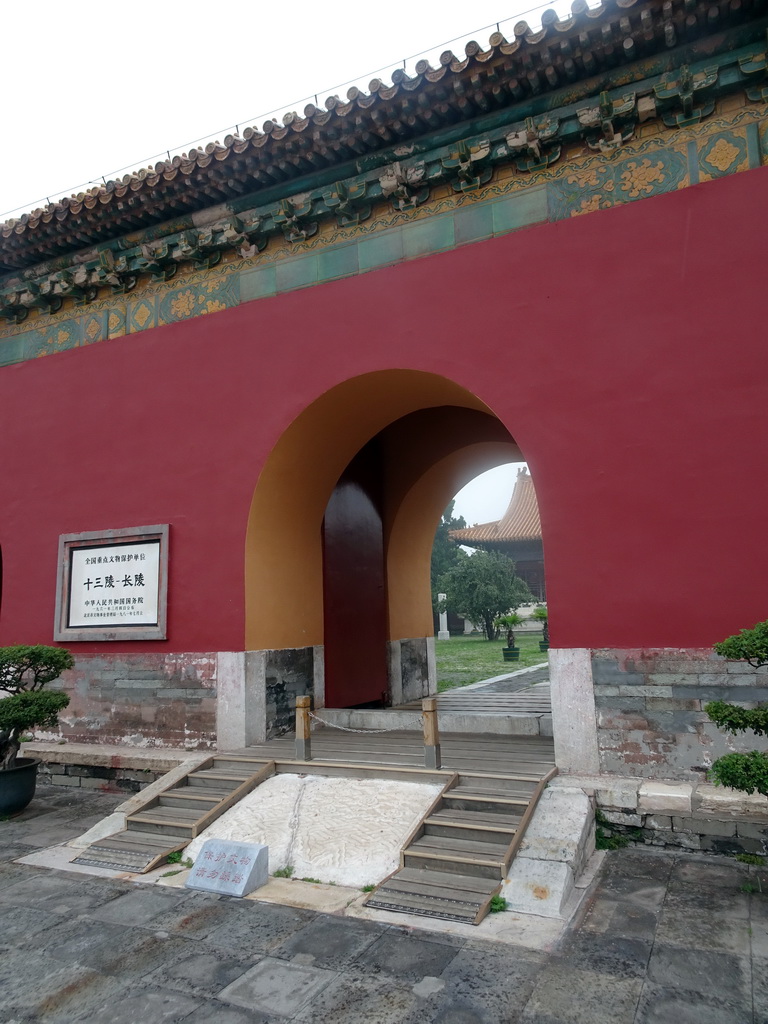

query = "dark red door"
[322,442,389,707]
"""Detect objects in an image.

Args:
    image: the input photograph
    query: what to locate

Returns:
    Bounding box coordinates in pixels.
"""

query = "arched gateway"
[242,370,521,727]
[2,1,768,789]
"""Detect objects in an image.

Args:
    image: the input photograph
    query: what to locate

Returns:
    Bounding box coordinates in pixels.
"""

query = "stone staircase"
[365,766,556,924]
[73,755,274,873]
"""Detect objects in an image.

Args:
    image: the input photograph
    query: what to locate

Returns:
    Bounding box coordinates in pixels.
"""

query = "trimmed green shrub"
[0,646,73,769]
[0,646,74,694]
[713,621,768,669]
[706,621,768,796]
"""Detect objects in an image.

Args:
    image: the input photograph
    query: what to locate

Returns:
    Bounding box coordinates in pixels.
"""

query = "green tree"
[705,621,768,795]
[431,501,467,613]
[438,550,533,641]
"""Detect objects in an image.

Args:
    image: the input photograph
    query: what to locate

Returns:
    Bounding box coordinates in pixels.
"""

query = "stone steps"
[364,766,557,924]
[73,757,275,873]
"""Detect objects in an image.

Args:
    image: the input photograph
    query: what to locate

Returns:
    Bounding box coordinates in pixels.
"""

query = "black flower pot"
[502,647,520,662]
[0,757,40,816]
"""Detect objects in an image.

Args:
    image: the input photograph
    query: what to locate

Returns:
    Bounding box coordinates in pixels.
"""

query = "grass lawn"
[435,633,547,692]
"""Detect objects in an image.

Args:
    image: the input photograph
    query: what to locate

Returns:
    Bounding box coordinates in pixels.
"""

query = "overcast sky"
[2,1,559,521]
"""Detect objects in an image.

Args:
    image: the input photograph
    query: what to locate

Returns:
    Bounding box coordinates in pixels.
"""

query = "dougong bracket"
[654,64,718,128]
[506,117,561,172]
[578,92,637,155]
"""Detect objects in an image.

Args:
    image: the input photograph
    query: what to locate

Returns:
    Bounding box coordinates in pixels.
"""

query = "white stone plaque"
[186,839,269,897]
[68,540,160,627]
[54,524,169,641]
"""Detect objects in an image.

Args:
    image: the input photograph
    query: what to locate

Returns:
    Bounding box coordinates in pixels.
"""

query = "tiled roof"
[450,468,541,545]
[2,0,756,272]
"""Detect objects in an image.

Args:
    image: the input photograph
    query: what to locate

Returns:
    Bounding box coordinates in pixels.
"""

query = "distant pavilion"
[449,468,545,601]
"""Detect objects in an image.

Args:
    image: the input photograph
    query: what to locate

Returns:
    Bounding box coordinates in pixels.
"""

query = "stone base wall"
[553,774,768,859]
[592,648,768,780]
[264,647,315,739]
[388,637,436,706]
[50,652,218,750]
[38,761,165,793]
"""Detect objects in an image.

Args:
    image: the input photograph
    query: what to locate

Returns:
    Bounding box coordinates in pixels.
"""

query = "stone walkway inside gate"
[396,665,552,715]
[1,785,765,1023]
[314,663,553,740]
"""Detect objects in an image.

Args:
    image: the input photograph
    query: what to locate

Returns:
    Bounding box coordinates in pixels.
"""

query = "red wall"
[1,167,767,652]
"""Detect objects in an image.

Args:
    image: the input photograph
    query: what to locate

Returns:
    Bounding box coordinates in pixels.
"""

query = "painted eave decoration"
[1,0,767,328]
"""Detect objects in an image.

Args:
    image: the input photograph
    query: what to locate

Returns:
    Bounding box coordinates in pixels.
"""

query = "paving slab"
[351,928,463,980]
[143,888,247,939]
[0,903,64,949]
[559,933,653,979]
[580,896,660,944]
[644,944,751,1002]
[291,968,427,1024]
[73,986,202,1024]
[14,824,86,848]
[146,948,260,999]
[272,913,387,970]
[663,879,750,919]
[0,948,102,1016]
[596,874,668,911]
[669,855,749,889]
[203,900,316,956]
[752,955,768,1021]
[655,903,751,955]
[519,961,644,1024]
[748,906,768,958]
[633,984,751,1024]
[0,858,33,891]
[37,915,198,980]
[183,1004,279,1024]
[87,884,191,925]
[0,870,126,913]
[218,958,337,1016]
[601,848,675,884]
[430,945,544,1023]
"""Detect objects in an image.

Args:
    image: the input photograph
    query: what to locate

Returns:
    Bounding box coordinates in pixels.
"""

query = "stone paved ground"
[1,786,765,1023]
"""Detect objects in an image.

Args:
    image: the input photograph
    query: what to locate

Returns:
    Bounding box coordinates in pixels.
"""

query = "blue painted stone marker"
[185,839,268,897]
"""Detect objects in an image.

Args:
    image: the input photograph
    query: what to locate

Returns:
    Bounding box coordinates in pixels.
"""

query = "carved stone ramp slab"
[73,756,275,874]
[365,765,557,924]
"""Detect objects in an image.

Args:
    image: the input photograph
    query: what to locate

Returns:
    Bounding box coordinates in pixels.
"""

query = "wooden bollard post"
[295,695,312,761]
[422,697,441,770]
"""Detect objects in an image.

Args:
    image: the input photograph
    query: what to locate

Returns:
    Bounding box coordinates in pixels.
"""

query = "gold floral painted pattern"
[706,137,741,171]
[619,159,666,197]
[170,290,196,318]
[132,303,153,329]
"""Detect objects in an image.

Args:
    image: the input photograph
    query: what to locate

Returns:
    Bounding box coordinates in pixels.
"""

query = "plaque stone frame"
[54,524,169,642]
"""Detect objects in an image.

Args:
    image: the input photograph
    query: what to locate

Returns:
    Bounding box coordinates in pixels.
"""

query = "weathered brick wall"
[592,649,768,780]
[38,761,164,792]
[265,647,314,739]
[49,653,217,749]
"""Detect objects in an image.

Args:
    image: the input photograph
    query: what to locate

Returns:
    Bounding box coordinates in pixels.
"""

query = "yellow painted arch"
[244,370,520,650]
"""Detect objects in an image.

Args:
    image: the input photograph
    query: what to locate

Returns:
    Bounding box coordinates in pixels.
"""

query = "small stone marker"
[185,839,268,897]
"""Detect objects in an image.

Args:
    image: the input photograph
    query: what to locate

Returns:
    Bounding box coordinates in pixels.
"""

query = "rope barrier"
[308,711,419,734]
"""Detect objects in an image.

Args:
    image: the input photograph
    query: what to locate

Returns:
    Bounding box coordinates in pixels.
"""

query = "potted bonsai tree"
[0,645,73,815]
[532,605,549,652]
[496,613,525,662]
